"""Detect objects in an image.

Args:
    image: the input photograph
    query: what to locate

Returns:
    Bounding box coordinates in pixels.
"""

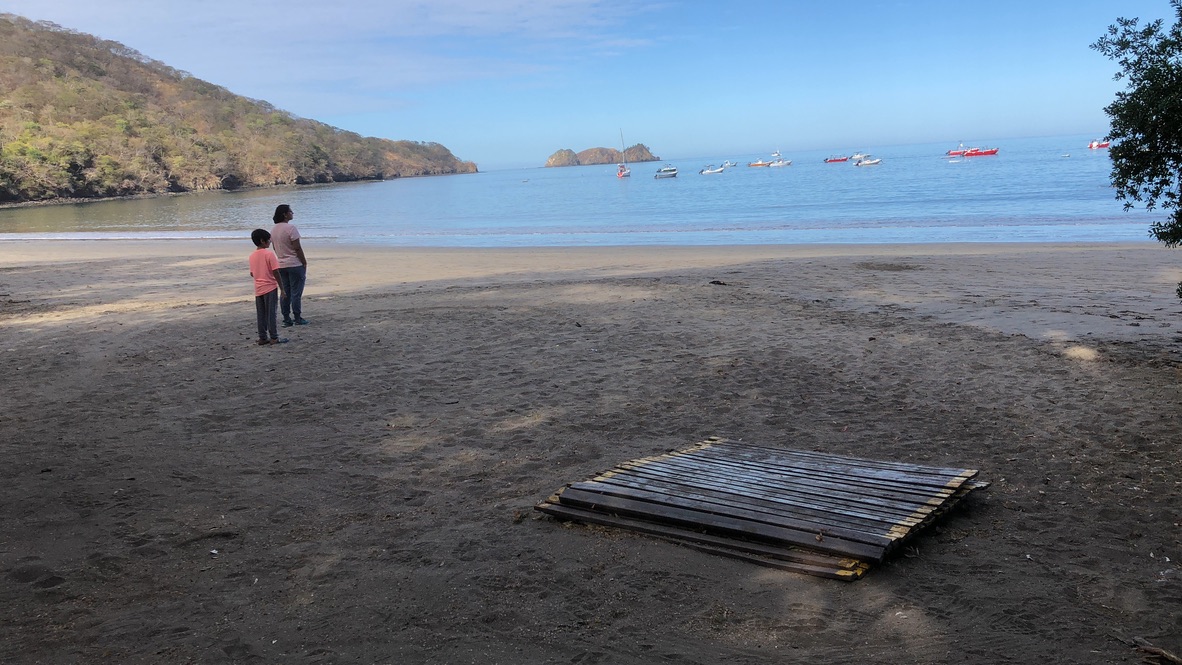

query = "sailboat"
[617,129,631,178]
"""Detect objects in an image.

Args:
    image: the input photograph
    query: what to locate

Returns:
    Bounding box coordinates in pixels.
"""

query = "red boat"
[1088,140,1110,149]
[824,155,849,163]
[963,147,998,157]
[947,143,969,156]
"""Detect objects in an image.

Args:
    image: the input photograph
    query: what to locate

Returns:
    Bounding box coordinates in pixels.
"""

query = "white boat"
[699,165,724,174]
[851,152,869,160]
[616,129,631,178]
[749,150,782,167]
[722,160,738,168]
[654,164,678,178]
[855,158,881,166]
[769,158,791,167]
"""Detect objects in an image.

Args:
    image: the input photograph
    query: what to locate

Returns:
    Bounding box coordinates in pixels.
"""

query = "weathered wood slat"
[632,443,961,487]
[589,468,955,536]
[536,501,868,579]
[604,458,955,518]
[584,471,925,532]
[619,448,972,495]
[563,481,895,547]
[555,485,889,562]
[630,453,972,500]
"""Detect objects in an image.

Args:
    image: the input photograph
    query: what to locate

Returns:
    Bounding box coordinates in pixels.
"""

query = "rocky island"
[545,144,659,167]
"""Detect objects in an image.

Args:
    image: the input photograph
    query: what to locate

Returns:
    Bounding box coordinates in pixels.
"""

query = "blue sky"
[0,1,1172,169]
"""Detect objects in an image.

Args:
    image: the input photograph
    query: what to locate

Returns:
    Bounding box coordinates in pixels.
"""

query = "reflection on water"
[0,134,1157,247]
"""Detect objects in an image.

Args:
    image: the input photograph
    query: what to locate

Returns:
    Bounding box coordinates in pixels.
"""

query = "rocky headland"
[545,144,659,167]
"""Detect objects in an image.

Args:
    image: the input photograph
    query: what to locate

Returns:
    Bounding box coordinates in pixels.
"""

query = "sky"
[0,0,1174,170]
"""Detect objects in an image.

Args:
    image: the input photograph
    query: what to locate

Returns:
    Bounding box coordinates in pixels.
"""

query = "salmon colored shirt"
[249,248,280,296]
[270,222,303,268]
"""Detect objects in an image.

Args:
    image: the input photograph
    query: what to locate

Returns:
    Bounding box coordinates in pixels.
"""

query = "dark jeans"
[278,265,306,322]
[255,288,279,340]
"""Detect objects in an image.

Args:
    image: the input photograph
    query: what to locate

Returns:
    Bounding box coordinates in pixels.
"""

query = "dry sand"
[1,240,1180,664]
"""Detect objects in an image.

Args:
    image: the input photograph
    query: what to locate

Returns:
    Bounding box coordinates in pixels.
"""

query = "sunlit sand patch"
[0,296,244,326]
[1042,329,1073,341]
[1062,345,1099,361]
[490,411,550,433]
[173,257,241,269]
[1155,266,1182,284]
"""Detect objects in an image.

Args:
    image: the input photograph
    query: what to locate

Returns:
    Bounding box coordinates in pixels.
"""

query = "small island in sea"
[545,144,659,167]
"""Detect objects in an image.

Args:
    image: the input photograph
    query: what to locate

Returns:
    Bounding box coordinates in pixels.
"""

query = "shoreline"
[0,172,480,211]
[4,239,1180,348]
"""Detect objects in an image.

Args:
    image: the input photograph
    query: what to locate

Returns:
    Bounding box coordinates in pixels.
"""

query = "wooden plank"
[618,453,969,502]
[597,463,953,529]
[536,501,866,571]
[565,481,906,547]
[630,453,972,500]
[538,499,876,577]
[602,460,948,520]
[641,454,974,506]
[672,541,870,581]
[590,468,926,527]
[555,485,889,561]
[584,471,926,533]
[683,450,972,489]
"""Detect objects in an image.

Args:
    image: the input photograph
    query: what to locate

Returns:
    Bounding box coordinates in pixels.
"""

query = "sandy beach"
[1,240,1180,664]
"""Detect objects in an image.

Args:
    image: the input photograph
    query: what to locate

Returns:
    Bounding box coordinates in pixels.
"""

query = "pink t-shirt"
[249,248,280,296]
[270,222,302,268]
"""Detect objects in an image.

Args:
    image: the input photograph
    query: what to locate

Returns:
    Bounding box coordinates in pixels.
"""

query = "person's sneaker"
[257,338,270,346]
[282,319,294,327]
[294,318,310,325]
[266,338,289,345]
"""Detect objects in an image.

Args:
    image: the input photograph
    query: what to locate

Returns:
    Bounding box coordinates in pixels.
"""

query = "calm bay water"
[0,134,1159,247]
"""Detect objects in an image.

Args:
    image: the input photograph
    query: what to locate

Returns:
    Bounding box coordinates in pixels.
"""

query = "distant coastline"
[0,171,474,210]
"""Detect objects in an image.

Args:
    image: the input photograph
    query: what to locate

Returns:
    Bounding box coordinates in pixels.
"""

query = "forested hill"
[0,14,477,204]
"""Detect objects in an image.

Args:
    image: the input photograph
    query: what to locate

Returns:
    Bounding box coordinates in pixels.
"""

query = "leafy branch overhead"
[1093,0,1182,299]
[0,14,476,204]
[1093,0,1182,249]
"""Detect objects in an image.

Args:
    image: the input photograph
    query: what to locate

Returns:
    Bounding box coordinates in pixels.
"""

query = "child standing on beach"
[249,229,288,346]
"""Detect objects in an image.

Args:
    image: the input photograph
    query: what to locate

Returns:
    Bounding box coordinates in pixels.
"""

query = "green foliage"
[1093,1,1182,298]
[0,13,477,204]
[1093,2,1182,243]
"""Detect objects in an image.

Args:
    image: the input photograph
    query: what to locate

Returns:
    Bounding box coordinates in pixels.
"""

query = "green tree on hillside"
[0,13,476,204]
[1093,0,1182,297]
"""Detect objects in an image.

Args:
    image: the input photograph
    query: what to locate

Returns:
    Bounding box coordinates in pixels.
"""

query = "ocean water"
[0,134,1160,247]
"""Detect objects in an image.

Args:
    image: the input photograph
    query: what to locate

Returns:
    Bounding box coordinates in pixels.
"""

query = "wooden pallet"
[535,437,987,580]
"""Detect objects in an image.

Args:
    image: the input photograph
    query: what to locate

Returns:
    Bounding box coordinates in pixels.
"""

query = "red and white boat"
[1088,139,1110,149]
[947,143,999,157]
[824,155,849,163]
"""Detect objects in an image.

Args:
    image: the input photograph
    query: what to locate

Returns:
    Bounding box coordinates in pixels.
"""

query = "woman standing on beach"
[270,204,309,326]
